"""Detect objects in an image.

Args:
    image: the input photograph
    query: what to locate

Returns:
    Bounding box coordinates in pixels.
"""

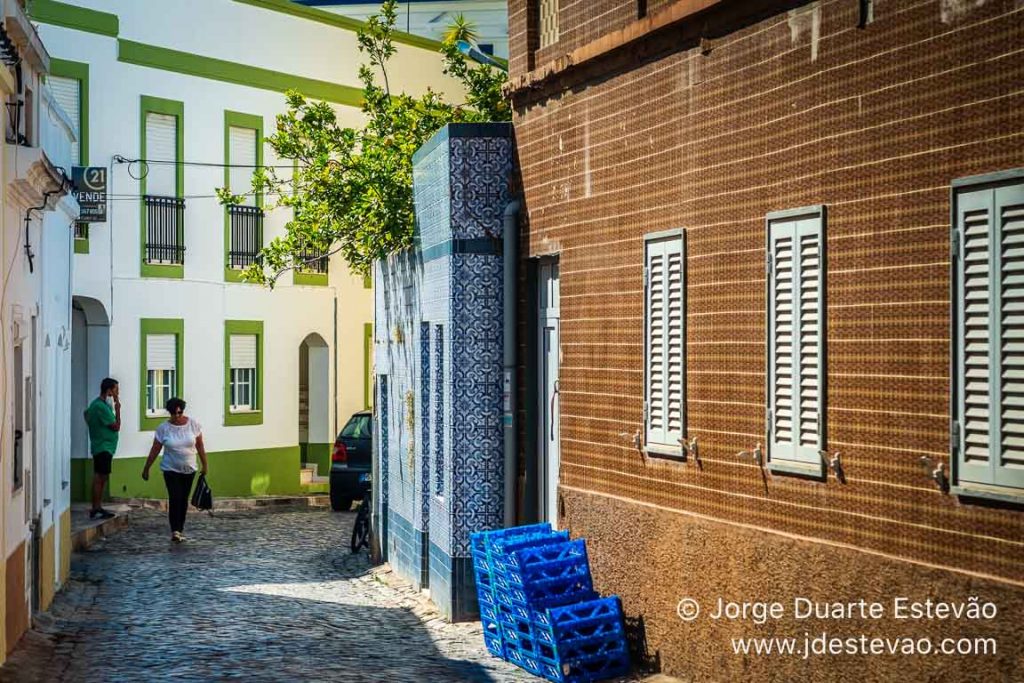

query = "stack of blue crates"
[471,524,631,683]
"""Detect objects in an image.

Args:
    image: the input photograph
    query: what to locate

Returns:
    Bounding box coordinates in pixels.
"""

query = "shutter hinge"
[766,409,773,436]
[951,419,960,446]
[643,266,648,288]
[766,252,772,275]
[951,230,960,260]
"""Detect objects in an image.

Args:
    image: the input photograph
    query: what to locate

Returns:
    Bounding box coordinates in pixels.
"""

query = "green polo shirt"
[85,398,119,456]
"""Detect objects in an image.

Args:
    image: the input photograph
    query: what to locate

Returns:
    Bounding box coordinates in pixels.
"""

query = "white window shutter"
[955,186,993,485]
[645,232,685,450]
[956,181,1024,493]
[229,126,257,206]
[768,211,824,471]
[49,76,81,165]
[994,183,1024,490]
[147,334,177,371]
[230,334,258,370]
[145,112,177,197]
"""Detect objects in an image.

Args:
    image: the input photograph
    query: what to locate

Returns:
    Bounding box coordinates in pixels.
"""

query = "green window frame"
[140,95,185,279]
[766,206,827,478]
[224,320,264,426]
[140,318,184,431]
[951,169,1024,504]
[49,58,90,254]
[223,111,264,283]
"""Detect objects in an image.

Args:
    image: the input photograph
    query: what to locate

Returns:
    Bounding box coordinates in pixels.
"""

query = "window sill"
[141,262,184,279]
[294,271,328,287]
[140,414,167,431]
[767,459,826,480]
[645,443,685,461]
[224,410,263,427]
[224,267,257,283]
[951,483,1024,507]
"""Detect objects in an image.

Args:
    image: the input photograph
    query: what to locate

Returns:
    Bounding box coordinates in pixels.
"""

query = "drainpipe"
[503,200,520,528]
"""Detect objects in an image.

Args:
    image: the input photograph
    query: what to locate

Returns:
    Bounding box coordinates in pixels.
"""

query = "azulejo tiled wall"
[374,123,513,621]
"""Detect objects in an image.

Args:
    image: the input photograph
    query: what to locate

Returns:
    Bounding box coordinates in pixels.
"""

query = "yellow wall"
[39,526,55,612]
[60,508,71,585]
[4,542,27,657]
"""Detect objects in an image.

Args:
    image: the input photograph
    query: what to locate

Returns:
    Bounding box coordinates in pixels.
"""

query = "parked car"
[330,410,372,511]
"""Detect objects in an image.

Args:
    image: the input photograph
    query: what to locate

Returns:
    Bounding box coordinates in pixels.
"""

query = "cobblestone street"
[0,508,540,682]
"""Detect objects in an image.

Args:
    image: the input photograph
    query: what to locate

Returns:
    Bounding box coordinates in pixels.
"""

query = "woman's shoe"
[171,531,185,543]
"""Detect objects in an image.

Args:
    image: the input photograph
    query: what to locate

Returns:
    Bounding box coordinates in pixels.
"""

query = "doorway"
[70,297,110,502]
[299,333,331,479]
[537,259,560,527]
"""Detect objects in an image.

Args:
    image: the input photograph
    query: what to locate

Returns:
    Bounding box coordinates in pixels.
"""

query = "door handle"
[550,380,560,441]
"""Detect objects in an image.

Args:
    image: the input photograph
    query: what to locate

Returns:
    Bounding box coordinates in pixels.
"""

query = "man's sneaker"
[171,531,185,543]
[90,508,115,520]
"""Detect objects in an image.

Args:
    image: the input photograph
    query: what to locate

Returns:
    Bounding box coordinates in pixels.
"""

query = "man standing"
[84,378,121,519]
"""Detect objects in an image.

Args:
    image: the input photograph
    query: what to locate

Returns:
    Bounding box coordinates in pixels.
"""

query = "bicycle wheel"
[351,508,369,553]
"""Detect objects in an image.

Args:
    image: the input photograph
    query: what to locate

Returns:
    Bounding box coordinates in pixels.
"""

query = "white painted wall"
[308,1,510,58]
[40,0,464,472]
[1,45,77,604]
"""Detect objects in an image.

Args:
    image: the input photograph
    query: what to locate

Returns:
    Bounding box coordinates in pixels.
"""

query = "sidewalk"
[70,503,131,551]
[110,493,331,512]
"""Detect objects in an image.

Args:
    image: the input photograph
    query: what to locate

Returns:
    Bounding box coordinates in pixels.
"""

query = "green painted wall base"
[73,446,302,499]
[70,458,100,503]
[300,442,332,477]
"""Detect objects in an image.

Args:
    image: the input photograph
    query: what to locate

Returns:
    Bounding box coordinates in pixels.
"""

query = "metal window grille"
[227,205,264,269]
[231,367,255,411]
[296,245,328,273]
[146,369,175,415]
[144,195,185,264]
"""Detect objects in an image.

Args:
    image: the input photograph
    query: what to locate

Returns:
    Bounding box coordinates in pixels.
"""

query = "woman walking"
[142,397,208,543]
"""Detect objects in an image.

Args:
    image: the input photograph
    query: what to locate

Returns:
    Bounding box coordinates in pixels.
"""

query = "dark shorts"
[93,452,113,475]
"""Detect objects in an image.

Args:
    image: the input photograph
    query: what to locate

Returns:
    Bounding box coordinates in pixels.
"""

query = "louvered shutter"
[147,334,177,371]
[230,334,257,370]
[955,181,1024,492]
[645,232,685,451]
[768,212,824,470]
[229,126,257,206]
[145,112,177,197]
[49,76,81,165]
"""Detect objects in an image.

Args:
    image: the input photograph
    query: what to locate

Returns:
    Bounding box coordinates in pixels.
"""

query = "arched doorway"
[70,296,110,502]
[299,333,331,482]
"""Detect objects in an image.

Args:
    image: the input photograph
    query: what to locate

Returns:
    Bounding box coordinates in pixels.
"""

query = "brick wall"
[511,0,1024,582]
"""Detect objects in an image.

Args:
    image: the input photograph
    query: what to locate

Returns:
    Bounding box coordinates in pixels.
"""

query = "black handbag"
[191,473,213,511]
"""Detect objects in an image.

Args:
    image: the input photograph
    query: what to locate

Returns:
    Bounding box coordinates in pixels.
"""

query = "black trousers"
[163,471,196,533]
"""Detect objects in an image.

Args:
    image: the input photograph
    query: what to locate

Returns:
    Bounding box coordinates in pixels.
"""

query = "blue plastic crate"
[470,523,554,554]
[536,648,631,683]
[514,539,589,569]
[489,531,571,571]
[548,597,625,643]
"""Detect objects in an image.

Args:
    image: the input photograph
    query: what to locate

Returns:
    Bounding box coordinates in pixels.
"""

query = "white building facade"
[296,0,509,59]
[1,0,78,660]
[33,0,464,502]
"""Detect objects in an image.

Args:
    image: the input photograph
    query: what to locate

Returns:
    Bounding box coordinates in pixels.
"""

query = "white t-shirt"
[155,418,202,474]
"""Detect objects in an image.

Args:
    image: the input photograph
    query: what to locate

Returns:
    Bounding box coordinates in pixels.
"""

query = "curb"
[71,509,130,552]
[111,494,331,512]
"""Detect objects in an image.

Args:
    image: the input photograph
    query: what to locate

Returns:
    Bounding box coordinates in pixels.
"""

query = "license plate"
[358,473,370,483]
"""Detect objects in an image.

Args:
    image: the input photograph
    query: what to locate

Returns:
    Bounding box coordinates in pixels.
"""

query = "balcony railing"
[296,246,328,274]
[144,195,185,264]
[227,205,264,269]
